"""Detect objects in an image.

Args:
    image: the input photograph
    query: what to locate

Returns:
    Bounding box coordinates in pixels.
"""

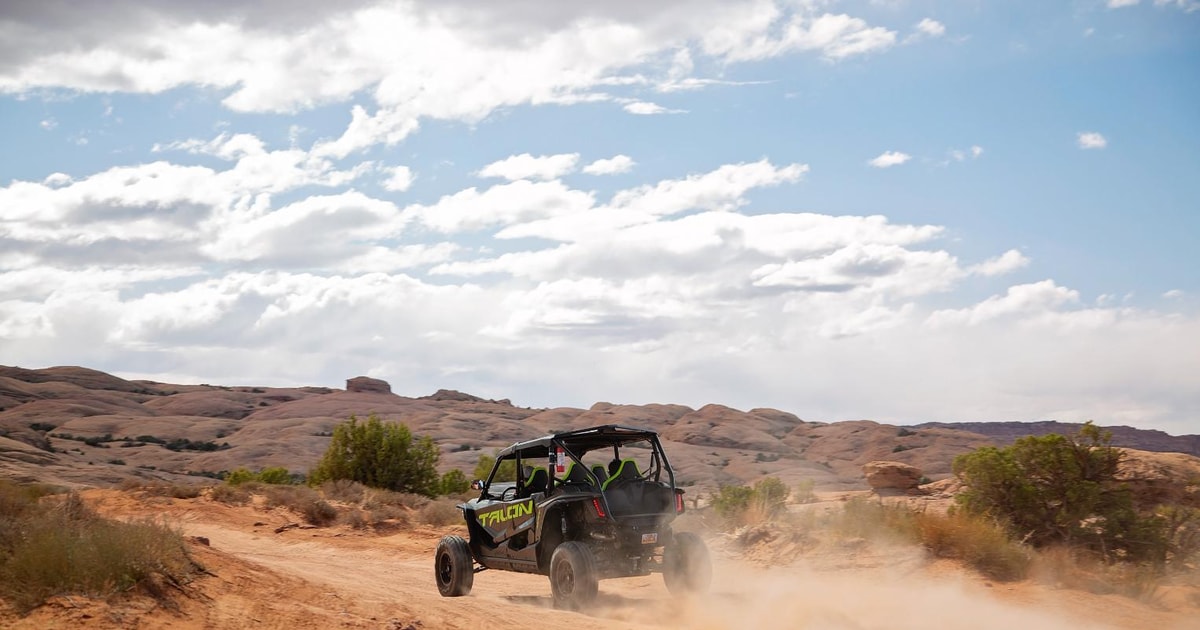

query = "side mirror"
[471,479,484,491]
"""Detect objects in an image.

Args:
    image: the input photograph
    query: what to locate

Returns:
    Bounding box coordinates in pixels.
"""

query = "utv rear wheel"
[549,541,598,609]
[435,535,474,597]
[663,532,711,595]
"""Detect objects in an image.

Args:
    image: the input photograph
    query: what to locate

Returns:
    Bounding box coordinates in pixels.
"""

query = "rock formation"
[863,460,924,494]
[345,376,391,394]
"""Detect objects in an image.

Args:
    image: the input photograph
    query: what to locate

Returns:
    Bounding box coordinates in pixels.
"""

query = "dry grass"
[415,498,461,527]
[1032,546,1166,601]
[119,479,205,500]
[209,484,250,506]
[914,510,1031,581]
[320,480,366,504]
[0,481,195,613]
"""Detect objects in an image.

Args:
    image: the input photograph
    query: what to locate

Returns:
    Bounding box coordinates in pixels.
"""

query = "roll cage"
[478,424,676,502]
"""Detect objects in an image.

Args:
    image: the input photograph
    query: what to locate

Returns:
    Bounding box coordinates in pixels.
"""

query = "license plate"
[641,532,658,545]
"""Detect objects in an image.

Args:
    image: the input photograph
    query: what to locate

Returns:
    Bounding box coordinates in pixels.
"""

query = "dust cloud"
[588,556,1104,630]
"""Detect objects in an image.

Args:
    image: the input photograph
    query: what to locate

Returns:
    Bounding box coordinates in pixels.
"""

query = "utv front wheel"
[435,535,474,597]
[663,531,711,595]
[549,541,598,609]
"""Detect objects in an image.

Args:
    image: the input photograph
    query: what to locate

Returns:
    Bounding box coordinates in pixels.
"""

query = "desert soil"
[2,490,1197,630]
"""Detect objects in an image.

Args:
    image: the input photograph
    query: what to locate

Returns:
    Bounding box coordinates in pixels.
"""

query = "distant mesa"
[345,376,391,394]
[420,389,510,406]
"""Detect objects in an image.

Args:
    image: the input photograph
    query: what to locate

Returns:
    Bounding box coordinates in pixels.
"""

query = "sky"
[1,0,1198,434]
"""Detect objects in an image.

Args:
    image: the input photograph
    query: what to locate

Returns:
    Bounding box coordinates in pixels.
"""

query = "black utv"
[434,424,710,608]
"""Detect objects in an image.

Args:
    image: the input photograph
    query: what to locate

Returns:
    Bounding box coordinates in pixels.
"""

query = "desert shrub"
[261,485,318,510]
[256,467,293,485]
[301,499,338,526]
[225,467,256,486]
[163,438,227,452]
[363,488,428,511]
[1156,505,1200,566]
[367,505,410,526]
[339,509,369,529]
[711,485,754,522]
[253,485,339,526]
[1032,546,1165,600]
[321,479,366,504]
[828,496,919,542]
[438,469,471,496]
[794,479,816,504]
[0,488,194,613]
[473,453,516,483]
[915,510,1031,581]
[416,499,461,527]
[131,482,204,500]
[711,477,789,528]
[308,414,440,496]
[209,484,250,505]
[953,422,1167,564]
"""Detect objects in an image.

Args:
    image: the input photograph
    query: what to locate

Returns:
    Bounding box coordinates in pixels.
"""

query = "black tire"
[435,535,474,597]
[549,541,598,609]
[663,531,711,595]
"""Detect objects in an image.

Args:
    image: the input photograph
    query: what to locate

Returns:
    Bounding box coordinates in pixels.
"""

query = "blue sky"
[1,0,1197,434]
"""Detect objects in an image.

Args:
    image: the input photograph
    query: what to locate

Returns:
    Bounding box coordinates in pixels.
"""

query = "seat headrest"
[601,459,640,490]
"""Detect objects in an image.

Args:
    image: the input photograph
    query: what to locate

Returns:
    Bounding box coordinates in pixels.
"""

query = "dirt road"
[10,491,1196,630]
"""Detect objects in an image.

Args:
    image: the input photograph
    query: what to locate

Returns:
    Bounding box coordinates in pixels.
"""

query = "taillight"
[675,490,685,514]
[591,497,607,519]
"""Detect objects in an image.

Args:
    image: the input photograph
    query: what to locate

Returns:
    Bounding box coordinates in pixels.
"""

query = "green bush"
[473,453,516,483]
[225,467,256,486]
[953,422,1166,563]
[308,414,440,496]
[711,477,789,528]
[256,467,293,485]
[438,469,471,496]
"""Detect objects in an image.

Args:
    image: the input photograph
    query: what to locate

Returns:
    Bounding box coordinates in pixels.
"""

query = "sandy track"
[52,491,1200,630]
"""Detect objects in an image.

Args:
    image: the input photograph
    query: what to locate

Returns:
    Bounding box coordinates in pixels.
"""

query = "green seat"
[521,467,548,497]
[559,461,592,485]
[601,459,639,491]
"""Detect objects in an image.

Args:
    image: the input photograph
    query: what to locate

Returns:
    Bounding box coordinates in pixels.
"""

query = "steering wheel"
[500,486,517,501]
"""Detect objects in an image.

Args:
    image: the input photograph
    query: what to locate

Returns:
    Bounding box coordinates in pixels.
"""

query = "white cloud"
[1154,0,1200,12]
[203,191,405,267]
[1163,289,1184,298]
[926,280,1080,327]
[703,11,897,62]
[582,155,636,175]
[0,2,900,156]
[1077,131,1108,149]
[623,101,686,115]
[868,151,911,168]
[407,179,596,233]
[478,153,580,181]
[915,18,946,38]
[970,249,1030,277]
[609,160,807,218]
[945,145,982,163]
[381,165,414,192]
[4,150,1198,432]
[1108,0,1139,7]
[39,118,57,130]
